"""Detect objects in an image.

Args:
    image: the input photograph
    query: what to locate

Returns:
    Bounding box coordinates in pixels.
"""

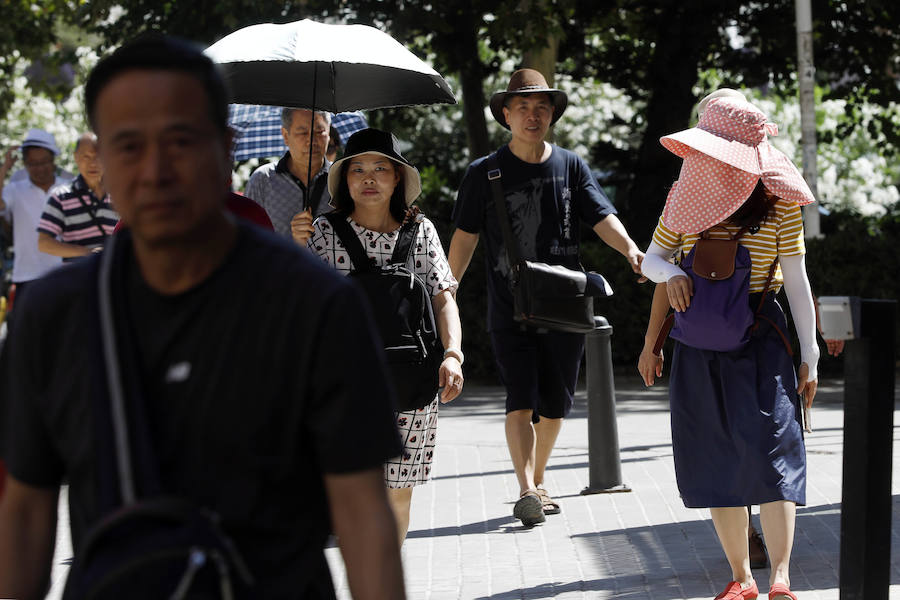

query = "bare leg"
[533,417,563,488]
[386,486,413,545]
[505,409,537,495]
[760,500,795,589]
[710,506,755,586]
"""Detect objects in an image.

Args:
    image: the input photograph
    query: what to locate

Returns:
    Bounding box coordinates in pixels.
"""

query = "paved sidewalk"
[325,376,900,599]
[45,376,900,599]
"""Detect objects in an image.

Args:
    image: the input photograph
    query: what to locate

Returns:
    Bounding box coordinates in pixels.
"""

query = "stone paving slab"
[326,377,900,599]
[44,377,900,599]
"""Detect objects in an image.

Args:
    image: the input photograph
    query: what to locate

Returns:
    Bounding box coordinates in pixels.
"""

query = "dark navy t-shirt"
[0,223,401,598]
[453,144,616,331]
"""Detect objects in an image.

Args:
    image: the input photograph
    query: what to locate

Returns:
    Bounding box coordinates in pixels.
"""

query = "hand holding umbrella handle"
[290,209,315,247]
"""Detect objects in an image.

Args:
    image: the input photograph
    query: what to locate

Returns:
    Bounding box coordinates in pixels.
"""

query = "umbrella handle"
[304,62,319,212]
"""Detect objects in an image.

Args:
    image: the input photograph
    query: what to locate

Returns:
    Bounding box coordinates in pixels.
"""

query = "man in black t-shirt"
[449,69,644,527]
[0,37,405,599]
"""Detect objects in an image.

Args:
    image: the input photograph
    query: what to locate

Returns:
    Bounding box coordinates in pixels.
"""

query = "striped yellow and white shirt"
[651,198,805,293]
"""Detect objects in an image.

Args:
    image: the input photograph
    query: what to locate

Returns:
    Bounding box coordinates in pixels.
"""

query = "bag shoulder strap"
[652,313,675,357]
[324,212,373,272]
[76,193,109,240]
[98,234,136,504]
[390,216,421,268]
[485,154,522,267]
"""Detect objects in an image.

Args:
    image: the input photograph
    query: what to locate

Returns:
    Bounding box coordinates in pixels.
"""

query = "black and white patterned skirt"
[384,395,439,488]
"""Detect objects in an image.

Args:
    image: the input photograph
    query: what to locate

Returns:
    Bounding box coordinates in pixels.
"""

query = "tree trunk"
[522,29,560,142]
[622,5,722,245]
[448,11,491,160]
[458,64,491,160]
[520,0,561,140]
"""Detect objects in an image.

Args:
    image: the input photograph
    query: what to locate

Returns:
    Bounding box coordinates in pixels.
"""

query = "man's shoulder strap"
[484,153,522,266]
[323,212,372,272]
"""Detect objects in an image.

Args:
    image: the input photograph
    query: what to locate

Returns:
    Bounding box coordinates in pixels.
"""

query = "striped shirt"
[38,175,118,249]
[651,198,805,293]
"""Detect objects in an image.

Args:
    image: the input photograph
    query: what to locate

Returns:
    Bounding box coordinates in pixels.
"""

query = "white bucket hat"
[21,128,60,155]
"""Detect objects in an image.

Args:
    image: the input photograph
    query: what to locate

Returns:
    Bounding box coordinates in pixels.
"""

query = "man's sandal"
[767,583,797,600]
[536,487,561,515]
[513,490,545,527]
[715,580,759,600]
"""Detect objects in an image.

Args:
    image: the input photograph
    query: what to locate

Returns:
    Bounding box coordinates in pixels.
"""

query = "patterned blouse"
[651,198,805,293]
[308,213,458,298]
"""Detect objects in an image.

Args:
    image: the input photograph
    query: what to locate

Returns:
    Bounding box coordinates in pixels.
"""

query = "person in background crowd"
[37,132,118,258]
[326,124,341,163]
[244,107,332,242]
[0,129,65,302]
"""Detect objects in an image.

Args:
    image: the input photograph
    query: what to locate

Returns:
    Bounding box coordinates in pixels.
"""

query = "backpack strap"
[323,213,373,273]
[390,215,422,268]
[97,232,165,507]
[485,154,523,269]
[98,233,136,505]
[751,258,794,356]
[652,313,675,357]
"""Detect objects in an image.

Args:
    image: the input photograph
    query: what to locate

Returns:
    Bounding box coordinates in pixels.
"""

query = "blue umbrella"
[229,104,367,162]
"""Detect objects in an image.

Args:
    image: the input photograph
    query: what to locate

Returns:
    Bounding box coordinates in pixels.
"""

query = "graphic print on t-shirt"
[495,177,543,278]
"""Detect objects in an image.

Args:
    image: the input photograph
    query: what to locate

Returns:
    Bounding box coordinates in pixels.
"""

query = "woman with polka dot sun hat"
[640,97,818,600]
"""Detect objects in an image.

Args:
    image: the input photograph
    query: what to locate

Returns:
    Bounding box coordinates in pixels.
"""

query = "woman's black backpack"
[324,212,442,412]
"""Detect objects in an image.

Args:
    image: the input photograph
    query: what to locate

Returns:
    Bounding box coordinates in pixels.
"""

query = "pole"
[795,0,821,238]
[581,316,630,495]
[839,299,896,599]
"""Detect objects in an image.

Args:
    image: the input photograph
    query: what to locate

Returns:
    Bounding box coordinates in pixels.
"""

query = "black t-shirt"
[453,144,616,331]
[0,222,401,597]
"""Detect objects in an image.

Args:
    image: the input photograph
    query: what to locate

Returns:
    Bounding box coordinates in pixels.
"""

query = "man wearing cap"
[0,129,65,298]
[448,69,643,527]
[244,108,333,241]
[37,132,118,259]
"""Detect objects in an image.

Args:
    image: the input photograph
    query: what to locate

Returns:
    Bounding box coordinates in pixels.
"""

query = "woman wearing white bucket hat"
[298,128,463,546]
[640,97,818,600]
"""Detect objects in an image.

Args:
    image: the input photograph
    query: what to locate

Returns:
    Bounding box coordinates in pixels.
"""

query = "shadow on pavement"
[406,515,519,539]
[472,499,900,600]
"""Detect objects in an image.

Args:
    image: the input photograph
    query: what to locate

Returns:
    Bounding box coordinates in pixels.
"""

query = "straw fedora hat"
[489,69,568,130]
[659,97,815,234]
[328,128,421,206]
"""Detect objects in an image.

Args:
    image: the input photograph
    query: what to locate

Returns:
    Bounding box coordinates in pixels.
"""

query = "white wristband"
[443,347,464,365]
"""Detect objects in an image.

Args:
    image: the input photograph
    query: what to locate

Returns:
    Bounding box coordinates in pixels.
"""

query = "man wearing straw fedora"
[449,69,643,527]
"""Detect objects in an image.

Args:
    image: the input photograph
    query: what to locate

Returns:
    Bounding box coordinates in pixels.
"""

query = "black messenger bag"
[486,155,612,334]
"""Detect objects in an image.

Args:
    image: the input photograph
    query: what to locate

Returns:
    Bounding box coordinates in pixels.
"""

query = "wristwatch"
[443,347,464,365]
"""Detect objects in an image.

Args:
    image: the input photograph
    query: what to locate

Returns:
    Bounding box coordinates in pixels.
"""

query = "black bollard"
[581,315,631,495]
[839,299,896,600]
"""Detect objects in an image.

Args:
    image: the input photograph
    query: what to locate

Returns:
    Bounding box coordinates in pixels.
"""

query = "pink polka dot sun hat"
[659,97,815,234]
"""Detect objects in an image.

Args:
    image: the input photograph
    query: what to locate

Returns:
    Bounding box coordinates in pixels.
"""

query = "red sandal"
[768,583,797,600]
[715,580,759,600]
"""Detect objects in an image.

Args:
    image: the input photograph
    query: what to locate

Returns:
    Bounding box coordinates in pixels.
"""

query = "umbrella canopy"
[205,19,456,111]
[229,104,367,161]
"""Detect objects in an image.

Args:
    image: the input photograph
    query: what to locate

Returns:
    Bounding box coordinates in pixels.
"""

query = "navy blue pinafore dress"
[668,291,806,508]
